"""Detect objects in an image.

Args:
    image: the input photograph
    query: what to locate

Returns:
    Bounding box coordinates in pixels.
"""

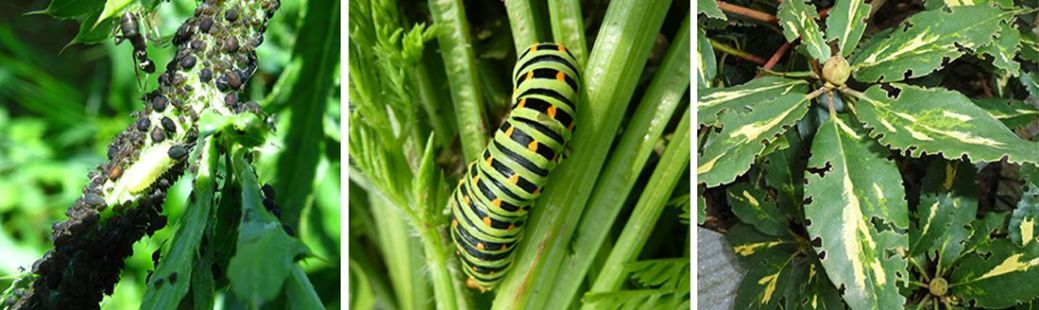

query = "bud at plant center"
[822,55,851,86]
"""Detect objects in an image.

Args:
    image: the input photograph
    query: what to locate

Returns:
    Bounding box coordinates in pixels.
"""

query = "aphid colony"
[10,1,281,308]
[450,43,580,291]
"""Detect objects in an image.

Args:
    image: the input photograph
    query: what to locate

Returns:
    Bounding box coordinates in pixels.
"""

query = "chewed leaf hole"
[806,161,833,177]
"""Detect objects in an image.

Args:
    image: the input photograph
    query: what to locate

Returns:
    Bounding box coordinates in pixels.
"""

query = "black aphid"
[161,117,177,132]
[168,145,188,159]
[199,17,214,33]
[136,118,151,131]
[224,93,238,106]
[225,71,241,89]
[225,7,240,22]
[224,37,239,53]
[83,193,105,207]
[180,55,196,69]
[199,68,213,82]
[152,95,168,112]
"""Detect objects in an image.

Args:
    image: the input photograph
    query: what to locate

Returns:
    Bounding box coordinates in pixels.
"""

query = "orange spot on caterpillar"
[464,195,471,205]
[486,156,493,167]
[518,98,526,109]
[558,45,566,52]
[547,105,557,118]
[477,243,485,250]
[525,70,534,82]
[493,198,502,207]
[509,174,519,184]
[528,141,538,152]
[506,126,514,137]
[483,217,492,227]
[508,224,516,231]
[556,71,565,81]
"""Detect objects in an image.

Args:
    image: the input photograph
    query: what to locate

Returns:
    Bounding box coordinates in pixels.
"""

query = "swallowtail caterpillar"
[450,42,580,291]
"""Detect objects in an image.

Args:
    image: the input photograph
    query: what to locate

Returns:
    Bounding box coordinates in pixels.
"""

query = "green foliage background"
[0,0,341,308]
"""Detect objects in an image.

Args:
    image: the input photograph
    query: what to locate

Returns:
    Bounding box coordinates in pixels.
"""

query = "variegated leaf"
[698,92,813,187]
[787,261,845,309]
[850,5,1014,82]
[825,0,872,57]
[698,0,727,21]
[777,0,831,62]
[978,22,1022,76]
[950,239,1039,308]
[909,192,976,269]
[850,84,1039,165]
[697,26,716,88]
[924,0,1013,9]
[728,224,798,309]
[1011,186,1039,248]
[804,115,908,310]
[698,77,809,128]
[764,130,806,217]
[1022,30,1039,62]
[973,98,1039,129]
[728,184,788,236]
[1022,72,1039,98]
[965,212,1010,256]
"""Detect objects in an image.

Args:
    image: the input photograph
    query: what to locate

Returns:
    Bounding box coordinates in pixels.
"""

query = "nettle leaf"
[977,22,1022,76]
[851,84,1039,165]
[40,0,105,19]
[1011,186,1039,248]
[697,26,716,88]
[698,0,727,21]
[850,5,1013,83]
[727,184,788,236]
[698,92,814,187]
[777,0,831,62]
[803,115,909,310]
[728,224,799,309]
[909,192,977,269]
[698,77,809,127]
[973,98,1039,129]
[825,0,872,57]
[950,239,1039,308]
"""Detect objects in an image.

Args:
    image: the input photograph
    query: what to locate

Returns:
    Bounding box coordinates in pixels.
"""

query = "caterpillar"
[450,42,580,291]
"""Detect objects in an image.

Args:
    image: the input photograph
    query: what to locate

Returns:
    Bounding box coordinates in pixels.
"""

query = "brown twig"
[763,42,792,70]
[717,1,778,23]
[709,39,768,65]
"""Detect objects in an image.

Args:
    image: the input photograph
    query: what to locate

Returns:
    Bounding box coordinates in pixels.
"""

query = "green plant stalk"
[504,0,546,54]
[585,111,691,299]
[416,222,465,310]
[371,197,430,310]
[490,1,673,309]
[539,15,690,310]
[548,0,588,65]
[478,59,511,113]
[428,0,487,161]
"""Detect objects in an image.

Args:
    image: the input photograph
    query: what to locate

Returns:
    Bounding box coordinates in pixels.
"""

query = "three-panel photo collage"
[1,0,1037,308]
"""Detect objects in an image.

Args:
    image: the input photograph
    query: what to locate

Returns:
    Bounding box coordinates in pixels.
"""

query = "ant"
[115,11,156,87]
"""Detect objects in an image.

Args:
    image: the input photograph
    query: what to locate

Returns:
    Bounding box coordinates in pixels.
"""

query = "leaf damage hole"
[806,162,833,177]
[880,83,901,98]
[902,69,914,81]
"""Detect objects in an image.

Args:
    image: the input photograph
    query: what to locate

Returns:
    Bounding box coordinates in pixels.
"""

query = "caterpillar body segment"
[451,42,581,291]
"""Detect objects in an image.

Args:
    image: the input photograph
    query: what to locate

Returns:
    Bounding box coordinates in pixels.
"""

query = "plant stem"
[585,111,691,300]
[417,223,464,310]
[763,42,792,70]
[428,0,487,161]
[539,15,690,310]
[717,1,778,23]
[709,39,767,65]
[504,0,545,54]
[490,0,673,308]
[548,0,588,65]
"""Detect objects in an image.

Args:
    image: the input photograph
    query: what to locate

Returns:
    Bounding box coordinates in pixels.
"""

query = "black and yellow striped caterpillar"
[450,42,580,291]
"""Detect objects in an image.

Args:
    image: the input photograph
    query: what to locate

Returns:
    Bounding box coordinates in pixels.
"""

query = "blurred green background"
[0,0,341,308]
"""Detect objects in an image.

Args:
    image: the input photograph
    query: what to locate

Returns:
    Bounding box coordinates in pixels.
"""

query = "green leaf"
[803,115,909,310]
[777,0,831,62]
[67,8,114,46]
[141,140,219,310]
[950,239,1039,308]
[850,5,1013,82]
[727,184,788,236]
[228,150,309,306]
[276,0,340,227]
[93,0,132,29]
[849,84,1039,165]
[728,224,798,309]
[788,261,845,309]
[698,77,809,128]
[909,192,976,269]
[1021,71,1039,98]
[697,187,707,225]
[1021,30,1039,62]
[696,26,716,88]
[965,212,1010,256]
[763,130,806,218]
[42,0,105,19]
[978,22,1022,76]
[698,0,727,21]
[1011,186,1039,248]
[972,98,1039,129]
[825,0,872,57]
[698,92,814,187]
